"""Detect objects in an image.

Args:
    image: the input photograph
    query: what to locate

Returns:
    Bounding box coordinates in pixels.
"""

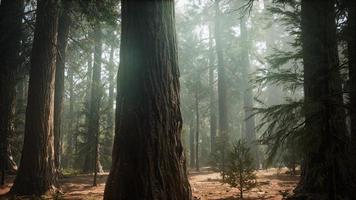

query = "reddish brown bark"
[10,0,59,195]
[104,1,192,199]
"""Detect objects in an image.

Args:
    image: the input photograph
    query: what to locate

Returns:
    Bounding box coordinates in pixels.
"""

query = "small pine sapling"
[224,140,257,199]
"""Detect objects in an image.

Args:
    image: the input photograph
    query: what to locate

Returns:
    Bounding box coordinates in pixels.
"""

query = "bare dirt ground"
[0,168,298,200]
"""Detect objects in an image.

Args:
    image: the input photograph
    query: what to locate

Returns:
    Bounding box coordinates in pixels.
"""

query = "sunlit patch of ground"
[190,168,298,200]
[0,168,298,200]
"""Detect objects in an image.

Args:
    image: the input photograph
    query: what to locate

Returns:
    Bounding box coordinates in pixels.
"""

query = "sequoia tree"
[10,0,59,195]
[0,0,23,183]
[292,0,353,199]
[104,0,192,199]
[347,0,356,149]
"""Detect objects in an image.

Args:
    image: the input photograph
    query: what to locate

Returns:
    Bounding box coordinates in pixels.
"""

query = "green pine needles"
[223,140,257,199]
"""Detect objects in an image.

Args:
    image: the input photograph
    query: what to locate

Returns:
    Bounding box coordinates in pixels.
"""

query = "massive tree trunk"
[240,17,259,169]
[0,0,23,183]
[214,0,229,176]
[347,0,356,154]
[104,1,192,199]
[10,0,59,195]
[208,24,217,154]
[54,0,72,171]
[291,0,353,199]
[83,22,103,174]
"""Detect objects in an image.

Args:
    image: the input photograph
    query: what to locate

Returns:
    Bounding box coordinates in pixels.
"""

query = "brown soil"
[0,168,298,200]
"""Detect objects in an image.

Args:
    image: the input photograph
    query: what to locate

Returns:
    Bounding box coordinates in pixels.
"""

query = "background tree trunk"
[0,0,23,184]
[10,0,59,195]
[189,119,196,168]
[208,24,217,154]
[214,0,229,178]
[83,22,103,174]
[54,0,72,171]
[104,1,192,199]
[195,83,200,171]
[65,64,75,168]
[240,16,259,169]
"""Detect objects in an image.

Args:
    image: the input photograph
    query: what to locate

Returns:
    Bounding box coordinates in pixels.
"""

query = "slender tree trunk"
[10,0,59,195]
[83,22,103,174]
[104,1,192,199]
[291,0,353,198]
[54,0,72,171]
[0,0,23,185]
[195,85,200,171]
[189,120,195,168]
[208,24,217,154]
[240,17,259,169]
[65,64,75,168]
[214,0,229,178]
[102,45,116,170]
[107,46,115,139]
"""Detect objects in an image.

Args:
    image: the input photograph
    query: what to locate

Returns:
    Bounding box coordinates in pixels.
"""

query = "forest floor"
[0,168,298,200]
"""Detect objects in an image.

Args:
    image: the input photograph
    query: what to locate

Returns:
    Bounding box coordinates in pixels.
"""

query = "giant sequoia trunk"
[347,0,356,153]
[214,0,229,175]
[240,17,259,168]
[0,0,22,182]
[10,0,59,195]
[54,1,72,171]
[83,22,103,173]
[291,0,353,199]
[104,1,192,199]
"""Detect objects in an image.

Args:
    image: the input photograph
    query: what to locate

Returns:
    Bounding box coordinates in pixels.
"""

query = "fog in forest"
[0,0,355,200]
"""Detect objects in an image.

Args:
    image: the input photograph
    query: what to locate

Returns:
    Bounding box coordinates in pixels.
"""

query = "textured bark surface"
[54,1,72,171]
[291,0,353,199]
[83,23,103,174]
[10,0,59,195]
[0,0,23,183]
[104,1,192,199]
[347,0,356,155]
